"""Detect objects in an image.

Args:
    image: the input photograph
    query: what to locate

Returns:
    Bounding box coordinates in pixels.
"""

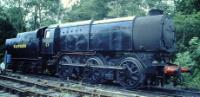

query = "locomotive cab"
[41,25,60,55]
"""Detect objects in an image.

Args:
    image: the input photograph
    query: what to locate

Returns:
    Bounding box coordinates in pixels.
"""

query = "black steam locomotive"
[4,10,189,89]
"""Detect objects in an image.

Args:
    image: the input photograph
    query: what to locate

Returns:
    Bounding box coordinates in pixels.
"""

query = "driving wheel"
[117,57,145,89]
[58,55,73,78]
[83,56,106,83]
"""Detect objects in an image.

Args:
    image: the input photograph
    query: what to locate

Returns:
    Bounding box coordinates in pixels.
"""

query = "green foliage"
[175,37,200,88]
[175,0,200,14]
[1,0,64,31]
[0,8,16,59]
[24,0,64,30]
[64,0,110,21]
[1,0,27,33]
[0,18,16,44]
[174,12,200,51]
[174,0,200,88]
[107,0,146,17]
[5,7,26,32]
[175,51,194,67]
[64,0,174,22]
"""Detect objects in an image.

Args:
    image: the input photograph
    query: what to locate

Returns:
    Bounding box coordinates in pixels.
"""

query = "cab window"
[45,30,51,38]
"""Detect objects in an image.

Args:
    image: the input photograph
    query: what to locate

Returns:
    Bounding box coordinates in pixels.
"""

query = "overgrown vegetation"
[174,12,200,51]
[173,0,200,88]
[175,37,200,88]
[0,0,200,88]
[0,7,16,58]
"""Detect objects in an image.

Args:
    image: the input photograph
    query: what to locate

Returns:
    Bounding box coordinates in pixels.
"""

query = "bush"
[175,37,200,88]
[174,12,200,52]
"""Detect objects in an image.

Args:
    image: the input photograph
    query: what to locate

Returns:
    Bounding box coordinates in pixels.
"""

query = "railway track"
[0,72,155,97]
[0,75,74,97]
[0,88,18,97]
[1,71,200,97]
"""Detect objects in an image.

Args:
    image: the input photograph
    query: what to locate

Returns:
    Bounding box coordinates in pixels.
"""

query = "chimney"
[148,9,164,15]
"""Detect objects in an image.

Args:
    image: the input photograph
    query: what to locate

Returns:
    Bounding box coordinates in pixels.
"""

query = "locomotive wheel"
[117,57,145,89]
[83,56,106,83]
[58,55,73,78]
[59,55,72,65]
[86,56,105,66]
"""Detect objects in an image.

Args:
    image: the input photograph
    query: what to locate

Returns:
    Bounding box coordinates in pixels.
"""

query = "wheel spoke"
[58,56,72,78]
[118,57,144,89]
[125,64,132,72]
[131,70,139,75]
[84,56,106,84]
[131,76,139,81]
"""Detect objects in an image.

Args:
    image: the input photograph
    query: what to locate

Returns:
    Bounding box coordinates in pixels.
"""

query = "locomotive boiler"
[4,10,190,89]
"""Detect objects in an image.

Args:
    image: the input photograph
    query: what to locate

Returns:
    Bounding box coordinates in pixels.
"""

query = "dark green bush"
[175,37,200,88]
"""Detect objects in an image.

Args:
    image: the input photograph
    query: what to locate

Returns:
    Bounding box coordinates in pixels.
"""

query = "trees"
[173,0,200,50]
[1,0,175,32]
[175,37,200,88]
[25,0,64,30]
[175,0,200,14]
[173,0,200,88]
[1,0,65,32]
[107,0,145,17]
[63,0,110,21]
[63,0,174,22]
[2,0,26,33]
[174,13,200,51]
[0,7,16,59]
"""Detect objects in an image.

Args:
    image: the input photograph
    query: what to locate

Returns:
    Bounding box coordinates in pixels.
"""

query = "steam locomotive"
[4,10,190,89]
